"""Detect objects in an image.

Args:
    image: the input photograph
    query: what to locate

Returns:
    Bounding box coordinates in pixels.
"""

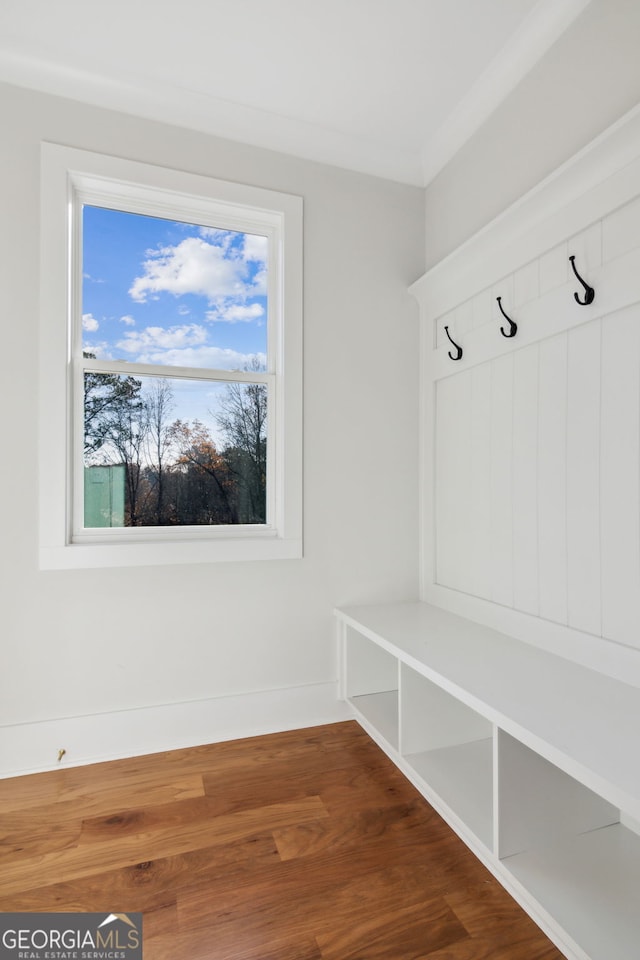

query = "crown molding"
[0,51,424,185]
[420,0,593,186]
[0,0,592,188]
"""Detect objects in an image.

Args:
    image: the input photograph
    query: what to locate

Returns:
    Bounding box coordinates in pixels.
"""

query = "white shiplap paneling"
[600,304,640,649]
[468,364,493,601]
[490,353,514,608]
[512,344,539,617]
[537,334,568,627]
[435,370,472,591]
[566,320,601,636]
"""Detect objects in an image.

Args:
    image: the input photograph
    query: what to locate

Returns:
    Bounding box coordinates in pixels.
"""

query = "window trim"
[39,143,303,568]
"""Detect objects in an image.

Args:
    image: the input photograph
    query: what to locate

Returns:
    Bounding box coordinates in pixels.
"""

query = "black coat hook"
[444,325,463,361]
[496,296,517,338]
[569,255,595,305]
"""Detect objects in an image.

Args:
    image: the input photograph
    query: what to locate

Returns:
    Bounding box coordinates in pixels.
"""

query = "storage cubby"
[496,730,619,859]
[400,663,493,849]
[503,822,640,960]
[336,601,640,960]
[497,731,637,960]
[344,626,398,749]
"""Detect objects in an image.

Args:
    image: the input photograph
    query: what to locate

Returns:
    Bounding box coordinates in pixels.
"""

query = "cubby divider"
[343,625,399,750]
[400,663,494,849]
[337,601,640,960]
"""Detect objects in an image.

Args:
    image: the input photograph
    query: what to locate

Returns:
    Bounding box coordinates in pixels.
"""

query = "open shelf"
[344,626,399,750]
[503,824,640,960]
[349,690,399,749]
[400,661,493,848]
[405,738,493,849]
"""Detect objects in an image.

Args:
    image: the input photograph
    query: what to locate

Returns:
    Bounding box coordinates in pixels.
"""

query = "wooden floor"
[0,721,564,960]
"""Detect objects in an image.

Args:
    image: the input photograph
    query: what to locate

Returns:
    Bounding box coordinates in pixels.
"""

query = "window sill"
[39,535,303,569]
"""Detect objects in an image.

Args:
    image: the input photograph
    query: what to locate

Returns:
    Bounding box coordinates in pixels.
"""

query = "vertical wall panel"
[472,288,492,330]
[566,320,602,636]
[601,304,640,649]
[512,344,539,616]
[603,195,640,263]
[456,299,474,338]
[468,363,492,600]
[435,371,472,591]
[568,222,602,273]
[490,354,514,608]
[514,261,540,308]
[538,335,568,625]
[539,241,568,295]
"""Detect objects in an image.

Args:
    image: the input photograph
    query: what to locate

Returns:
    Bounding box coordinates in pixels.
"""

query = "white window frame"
[39,143,303,569]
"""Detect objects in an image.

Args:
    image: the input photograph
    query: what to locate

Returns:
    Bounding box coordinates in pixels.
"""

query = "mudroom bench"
[336,601,640,960]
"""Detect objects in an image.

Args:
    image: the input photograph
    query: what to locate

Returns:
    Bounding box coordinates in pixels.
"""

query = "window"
[40,144,302,568]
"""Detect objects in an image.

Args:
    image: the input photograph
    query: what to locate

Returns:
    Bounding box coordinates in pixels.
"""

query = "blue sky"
[82,206,268,436]
[82,205,268,370]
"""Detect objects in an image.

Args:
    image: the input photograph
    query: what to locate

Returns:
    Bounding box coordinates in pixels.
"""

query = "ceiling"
[0,0,591,186]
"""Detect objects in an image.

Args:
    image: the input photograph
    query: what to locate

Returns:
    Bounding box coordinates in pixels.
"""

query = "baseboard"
[0,682,352,778]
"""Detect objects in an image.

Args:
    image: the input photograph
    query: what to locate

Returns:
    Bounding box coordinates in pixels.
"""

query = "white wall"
[0,82,424,775]
[424,0,640,267]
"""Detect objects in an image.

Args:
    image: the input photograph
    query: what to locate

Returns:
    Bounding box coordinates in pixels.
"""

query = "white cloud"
[206,302,265,324]
[251,268,267,295]
[120,315,136,326]
[243,234,268,264]
[198,226,233,247]
[132,345,267,371]
[129,237,259,303]
[82,313,99,332]
[116,324,208,356]
[82,340,112,360]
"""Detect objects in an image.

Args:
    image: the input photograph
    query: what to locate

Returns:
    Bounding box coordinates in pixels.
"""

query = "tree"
[216,358,267,523]
[97,379,148,526]
[83,353,144,459]
[143,379,175,525]
[170,419,238,524]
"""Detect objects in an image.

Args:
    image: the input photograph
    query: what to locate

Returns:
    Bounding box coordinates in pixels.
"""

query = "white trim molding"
[420,0,593,185]
[0,682,351,779]
[412,103,640,316]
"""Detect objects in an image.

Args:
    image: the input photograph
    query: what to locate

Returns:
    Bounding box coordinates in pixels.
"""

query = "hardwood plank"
[203,747,418,819]
[176,841,493,960]
[0,796,327,896]
[423,935,561,960]
[0,767,204,815]
[145,925,324,960]
[0,834,279,913]
[273,798,448,861]
[0,814,82,860]
[0,721,563,960]
[446,878,557,945]
[315,896,467,960]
